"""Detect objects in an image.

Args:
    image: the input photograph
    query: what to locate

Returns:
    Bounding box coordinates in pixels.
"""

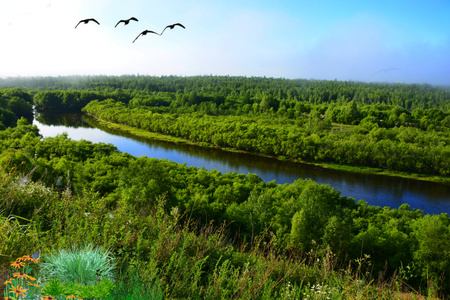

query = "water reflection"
[35,111,91,128]
[33,112,450,215]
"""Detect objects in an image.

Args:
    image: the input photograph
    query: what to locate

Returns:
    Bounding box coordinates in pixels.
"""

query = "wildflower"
[4,279,12,285]
[10,284,27,297]
[42,296,55,300]
[66,295,76,299]
[28,282,39,288]
[5,297,14,300]
[20,253,39,264]
[13,272,29,279]
[26,275,36,282]
[19,255,32,261]
[10,260,25,268]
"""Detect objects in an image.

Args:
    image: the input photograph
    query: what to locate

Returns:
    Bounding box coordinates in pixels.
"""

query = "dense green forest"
[1,76,450,298]
[3,75,447,177]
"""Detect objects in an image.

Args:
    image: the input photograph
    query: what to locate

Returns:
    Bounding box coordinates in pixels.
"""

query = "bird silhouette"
[132,30,160,43]
[160,23,185,35]
[115,17,139,28]
[75,18,100,29]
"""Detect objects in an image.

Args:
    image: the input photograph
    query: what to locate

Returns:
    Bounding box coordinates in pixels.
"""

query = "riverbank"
[85,113,450,185]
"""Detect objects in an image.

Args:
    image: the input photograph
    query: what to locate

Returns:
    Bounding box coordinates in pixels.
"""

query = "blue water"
[33,116,450,215]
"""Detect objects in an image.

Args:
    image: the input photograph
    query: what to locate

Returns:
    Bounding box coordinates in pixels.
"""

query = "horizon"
[1,74,450,89]
[1,0,449,86]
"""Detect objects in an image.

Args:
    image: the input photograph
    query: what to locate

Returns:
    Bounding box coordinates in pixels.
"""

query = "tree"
[342,100,361,124]
[412,215,450,291]
[323,215,353,256]
[290,209,310,251]
[7,96,33,118]
[289,181,354,251]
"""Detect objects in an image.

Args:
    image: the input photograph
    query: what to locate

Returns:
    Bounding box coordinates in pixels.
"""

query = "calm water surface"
[33,112,450,215]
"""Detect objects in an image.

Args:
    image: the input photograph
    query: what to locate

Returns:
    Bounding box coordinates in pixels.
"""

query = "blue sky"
[1,0,449,86]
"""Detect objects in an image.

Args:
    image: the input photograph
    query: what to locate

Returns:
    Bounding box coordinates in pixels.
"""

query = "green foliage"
[38,244,116,285]
[41,279,116,299]
[33,90,111,112]
[103,266,163,300]
[0,88,34,127]
[2,76,450,298]
[0,106,18,128]
[412,214,450,292]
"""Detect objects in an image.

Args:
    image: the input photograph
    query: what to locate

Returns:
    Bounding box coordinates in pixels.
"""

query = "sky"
[1,0,449,86]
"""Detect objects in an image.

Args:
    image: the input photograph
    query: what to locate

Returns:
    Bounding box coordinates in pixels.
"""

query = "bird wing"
[160,25,171,35]
[160,23,185,35]
[130,17,139,22]
[115,20,124,27]
[91,18,100,25]
[133,32,144,43]
[75,20,83,28]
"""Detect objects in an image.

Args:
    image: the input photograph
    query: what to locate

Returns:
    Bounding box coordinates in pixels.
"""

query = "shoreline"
[85,113,450,185]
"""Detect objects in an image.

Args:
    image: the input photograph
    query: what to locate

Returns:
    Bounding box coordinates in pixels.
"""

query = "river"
[33,111,450,215]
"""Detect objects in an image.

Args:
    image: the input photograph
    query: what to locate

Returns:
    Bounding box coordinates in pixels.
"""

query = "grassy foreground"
[1,164,439,300]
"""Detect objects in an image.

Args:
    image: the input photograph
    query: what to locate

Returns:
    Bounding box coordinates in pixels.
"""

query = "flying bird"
[115,17,139,28]
[75,18,100,29]
[160,23,185,35]
[133,30,160,43]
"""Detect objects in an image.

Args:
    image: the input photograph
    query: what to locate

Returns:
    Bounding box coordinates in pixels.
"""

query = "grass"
[0,164,441,300]
[103,266,162,300]
[38,244,116,286]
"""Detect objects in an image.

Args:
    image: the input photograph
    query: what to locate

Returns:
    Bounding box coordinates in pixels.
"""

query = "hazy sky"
[1,0,449,86]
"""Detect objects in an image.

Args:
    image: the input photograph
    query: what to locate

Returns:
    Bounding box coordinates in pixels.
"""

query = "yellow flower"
[10,260,25,268]
[13,272,28,279]
[27,275,36,282]
[10,284,27,297]
[19,254,38,264]
[4,279,12,285]
[66,295,76,299]
[28,282,39,287]
[41,296,55,300]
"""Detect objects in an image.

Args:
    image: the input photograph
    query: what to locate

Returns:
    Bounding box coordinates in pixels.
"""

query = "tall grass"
[0,165,433,299]
[104,265,163,300]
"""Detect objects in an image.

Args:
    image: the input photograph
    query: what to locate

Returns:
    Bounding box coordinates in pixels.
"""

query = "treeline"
[1,75,449,109]
[28,86,450,128]
[2,75,450,113]
[83,99,450,176]
[33,90,112,112]
[3,75,449,128]
[1,121,450,295]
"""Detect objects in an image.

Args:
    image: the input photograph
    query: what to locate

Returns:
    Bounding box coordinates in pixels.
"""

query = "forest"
[4,75,448,177]
[1,76,450,298]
